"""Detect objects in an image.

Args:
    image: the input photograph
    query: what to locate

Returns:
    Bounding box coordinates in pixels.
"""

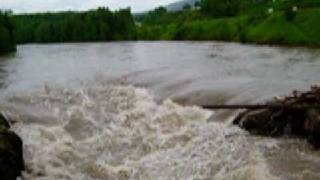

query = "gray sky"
[0,0,177,13]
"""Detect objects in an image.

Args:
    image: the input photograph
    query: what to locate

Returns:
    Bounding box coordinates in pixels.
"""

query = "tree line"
[1,0,320,54]
[0,11,16,54]
[14,7,136,43]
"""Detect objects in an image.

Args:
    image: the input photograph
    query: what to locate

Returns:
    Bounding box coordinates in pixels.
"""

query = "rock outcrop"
[234,86,320,148]
[0,113,24,180]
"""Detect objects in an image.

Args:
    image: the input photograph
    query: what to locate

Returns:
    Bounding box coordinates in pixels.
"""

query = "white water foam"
[5,84,279,179]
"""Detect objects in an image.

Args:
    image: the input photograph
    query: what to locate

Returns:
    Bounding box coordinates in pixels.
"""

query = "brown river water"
[1,41,320,179]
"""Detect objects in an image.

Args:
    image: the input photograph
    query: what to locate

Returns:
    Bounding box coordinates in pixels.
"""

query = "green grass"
[246,13,308,45]
[183,19,238,40]
[138,8,320,47]
[294,8,320,45]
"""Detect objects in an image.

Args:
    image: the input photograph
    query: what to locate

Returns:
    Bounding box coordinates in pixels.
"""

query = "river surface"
[1,42,320,179]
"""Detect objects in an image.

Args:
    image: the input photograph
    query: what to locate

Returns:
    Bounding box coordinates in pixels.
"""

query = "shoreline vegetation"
[0,11,16,54]
[136,0,320,47]
[1,0,320,53]
[13,8,136,44]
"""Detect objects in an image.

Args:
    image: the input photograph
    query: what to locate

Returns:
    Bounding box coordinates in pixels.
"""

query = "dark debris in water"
[233,85,320,149]
[0,112,24,180]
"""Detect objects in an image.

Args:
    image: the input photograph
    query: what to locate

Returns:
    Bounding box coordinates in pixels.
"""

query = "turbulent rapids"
[1,42,320,179]
[5,84,261,179]
[0,83,318,180]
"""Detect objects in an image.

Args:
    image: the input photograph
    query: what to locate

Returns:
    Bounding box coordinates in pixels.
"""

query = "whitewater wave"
[2,84,281,179]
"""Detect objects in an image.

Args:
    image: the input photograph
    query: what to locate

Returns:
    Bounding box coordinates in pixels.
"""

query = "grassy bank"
[137,8,320,47]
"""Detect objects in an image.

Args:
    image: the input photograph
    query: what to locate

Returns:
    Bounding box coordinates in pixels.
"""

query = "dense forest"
[14,7,136,43]
[1,0,320,54]
[0,11,16,54]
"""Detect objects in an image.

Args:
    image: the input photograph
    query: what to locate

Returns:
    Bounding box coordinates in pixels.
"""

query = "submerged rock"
[0,113,10,129]
[233,86,320,148]
[234,108,306,135]
[305,108,320,148]
[0,113,24,180]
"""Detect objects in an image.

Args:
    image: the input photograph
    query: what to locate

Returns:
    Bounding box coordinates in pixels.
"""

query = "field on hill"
[137,0,320,46]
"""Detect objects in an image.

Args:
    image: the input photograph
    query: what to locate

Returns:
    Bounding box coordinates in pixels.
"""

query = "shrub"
[200,0,240,18]
[284,6,297,21]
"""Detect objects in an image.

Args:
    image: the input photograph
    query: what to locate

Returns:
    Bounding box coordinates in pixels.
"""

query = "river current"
[1,42,320,179]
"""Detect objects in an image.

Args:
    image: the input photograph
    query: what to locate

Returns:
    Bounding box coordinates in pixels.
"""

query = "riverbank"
[0,6,318,49]
[136,8,320,47]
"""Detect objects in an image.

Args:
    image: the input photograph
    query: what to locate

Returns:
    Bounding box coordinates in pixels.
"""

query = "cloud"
[0,0,177,13]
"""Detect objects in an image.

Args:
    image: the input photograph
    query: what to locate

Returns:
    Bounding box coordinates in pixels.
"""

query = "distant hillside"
[166,0,199,11]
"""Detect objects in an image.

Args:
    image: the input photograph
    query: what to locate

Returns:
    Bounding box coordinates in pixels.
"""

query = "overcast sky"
[0,0,177,13]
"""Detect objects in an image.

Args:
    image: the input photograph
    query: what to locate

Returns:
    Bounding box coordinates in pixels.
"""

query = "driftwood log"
[233,85,320,148]
[202,85,320,148]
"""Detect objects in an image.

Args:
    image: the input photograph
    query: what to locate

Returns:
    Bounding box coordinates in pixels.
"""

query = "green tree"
[13,7,136,43]
[200,0,240,17]
[0,11,16,53]
[183,4,192,10]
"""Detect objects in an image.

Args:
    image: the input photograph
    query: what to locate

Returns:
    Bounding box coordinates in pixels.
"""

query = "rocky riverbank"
[234,85,320,148]
[0,113,24,180]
